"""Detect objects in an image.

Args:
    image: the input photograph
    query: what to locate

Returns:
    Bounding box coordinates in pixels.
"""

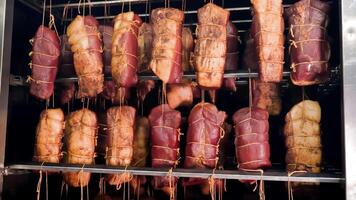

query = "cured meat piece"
[137,80,155,102]
[63,109,97,187]
[184,103,226,186]
[194,3,229,89]
[284,100,322,173]
[59,82,75,105]
[106,106,136,185]
[112,12,142,88]
[149,104,181,191]
[182,27,194,72]
[58,34,75,77]
[252,79,282,116]
[138,23,153,72]
[167,83,193,109]
[33,109,64,163]
[286,0,330,86]
[251,0,284,82]
[29,25,60,100]
[99,25,114,76]
[67,16,104,98]
[233,107,271,169]
[150,8,184,84]
[101,81,131,103]
[132,117,150,167]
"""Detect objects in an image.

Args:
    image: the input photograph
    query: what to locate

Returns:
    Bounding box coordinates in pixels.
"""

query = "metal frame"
[341,0,356,199]
[0,0,14,197]
[0,0,354,199]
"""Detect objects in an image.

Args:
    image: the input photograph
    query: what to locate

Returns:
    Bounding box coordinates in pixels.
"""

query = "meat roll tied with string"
[105,106,136,186]
[149,8,184,84]
[149,104,181,194]
[67,15,104,98]
[286,0,330,86]
[183,103,226,191]
[251,0,285,82]
[28,25,60,100]
[194,3,229,89]
[33,108,64,163]
[63,109,97,187]
[233,107,271,169]
[284,100,322,173]
[112,12,142,88]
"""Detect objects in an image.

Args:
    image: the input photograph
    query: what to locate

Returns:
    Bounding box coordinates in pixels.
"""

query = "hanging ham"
[29,25,60,100]
[33,109,64,163]
[112,12,142,88]
[67,16,104,98]
[194,3,229,89]
[63,109,97,187]
[149,8,184,84]
[251,0,284,82]
[286,0,330,86]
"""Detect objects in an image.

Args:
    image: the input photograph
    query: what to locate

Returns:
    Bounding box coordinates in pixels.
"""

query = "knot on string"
[115,165,133,191]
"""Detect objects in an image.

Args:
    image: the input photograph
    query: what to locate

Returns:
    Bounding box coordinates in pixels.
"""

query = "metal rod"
[53,71,291,83]
[51,0,149,8]
[8,163,344,183]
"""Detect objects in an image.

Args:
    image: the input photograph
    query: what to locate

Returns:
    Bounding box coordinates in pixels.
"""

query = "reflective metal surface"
[9,163,344,183]
[341,0,356,199]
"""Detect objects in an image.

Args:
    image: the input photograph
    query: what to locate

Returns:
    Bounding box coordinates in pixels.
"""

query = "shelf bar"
[54,71,291,83]
[8,163,344,183]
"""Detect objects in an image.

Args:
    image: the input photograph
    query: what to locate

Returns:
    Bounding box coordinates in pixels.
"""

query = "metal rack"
[7,163,344,183]
[0,0,355,199]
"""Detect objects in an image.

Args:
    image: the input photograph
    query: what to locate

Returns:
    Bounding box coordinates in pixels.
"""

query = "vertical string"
[42,0,46,27]
[248,69,252,113]
[88,0,92,16]
[121,1,125,13]
[302,86,305,101]
[129,1,132,11]
[77,0,82,14]
[145,0,149,22]
[45,171,48,200]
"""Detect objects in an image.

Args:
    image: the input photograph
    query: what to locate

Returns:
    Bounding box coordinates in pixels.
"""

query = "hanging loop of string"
[287,171,307,200]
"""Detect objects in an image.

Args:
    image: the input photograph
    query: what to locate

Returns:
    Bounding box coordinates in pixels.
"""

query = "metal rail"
[8,163,344,183]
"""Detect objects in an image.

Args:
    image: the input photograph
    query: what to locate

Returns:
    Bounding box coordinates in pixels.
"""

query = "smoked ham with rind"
[33,109,64,163]
[149,104,181,191]
[29,25,60,100]
[112,12,142,88]
[286,0,330,86]
[105,106,136,185]
[284,100,322,173]
[63,109,97,187]
[67,16,104,98]
[233,107,271,169]
[194,3,229,89]
[251,0,284,82]
[149,8,184,84]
